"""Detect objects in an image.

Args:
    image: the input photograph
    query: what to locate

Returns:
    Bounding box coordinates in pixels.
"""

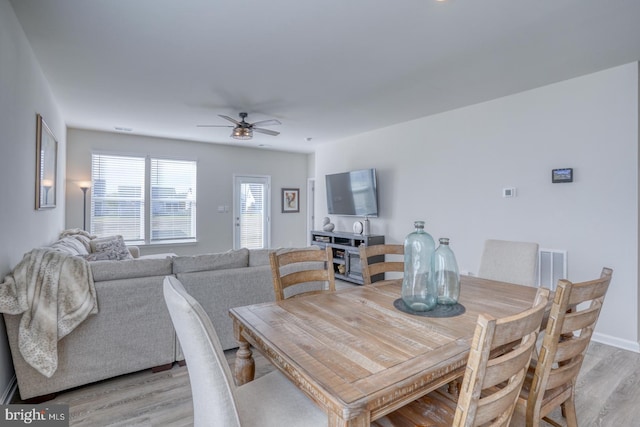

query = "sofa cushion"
[49,236,90,256]
[90,258,173,281]
[87,235,134,261]
[249,247,320,267]
[248,249,274,267]
[173,248,249,274]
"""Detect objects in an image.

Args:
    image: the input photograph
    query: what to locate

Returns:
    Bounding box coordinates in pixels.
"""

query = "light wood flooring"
[13,341,640,426]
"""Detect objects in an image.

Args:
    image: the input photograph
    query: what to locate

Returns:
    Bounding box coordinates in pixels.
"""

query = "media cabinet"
[310,230,385,285]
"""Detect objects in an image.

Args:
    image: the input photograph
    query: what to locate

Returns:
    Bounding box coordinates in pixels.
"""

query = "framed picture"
[35,113,58,209]
[281,188,300,213]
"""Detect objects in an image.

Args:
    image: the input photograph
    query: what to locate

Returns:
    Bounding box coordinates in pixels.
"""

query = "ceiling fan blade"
[218,114,242,125]
[250,119,281,127]
[196,124,234,128]
[253,127,280,136]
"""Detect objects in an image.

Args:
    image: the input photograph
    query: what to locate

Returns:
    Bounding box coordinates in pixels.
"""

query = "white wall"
[0,0,67,400]
[315,63,639,351]
[66,129,311,255]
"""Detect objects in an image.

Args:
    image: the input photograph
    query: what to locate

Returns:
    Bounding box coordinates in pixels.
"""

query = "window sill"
[129,239,198,248]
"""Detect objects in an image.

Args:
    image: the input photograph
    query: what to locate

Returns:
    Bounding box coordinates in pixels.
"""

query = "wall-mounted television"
[326,168,378,217]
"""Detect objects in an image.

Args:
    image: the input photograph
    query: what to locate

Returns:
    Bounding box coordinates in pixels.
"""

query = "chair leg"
[562,397,578,427]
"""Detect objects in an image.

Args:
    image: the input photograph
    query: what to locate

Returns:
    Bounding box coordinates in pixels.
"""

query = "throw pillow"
[87,235,134,261]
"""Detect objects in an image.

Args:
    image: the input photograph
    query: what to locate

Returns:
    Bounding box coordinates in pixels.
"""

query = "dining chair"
[162,276,327,427]
[372,287,550,427]
[477,239,539,286]
[359,243,404,285]
[269,246,336,301]
[511,267,613,427]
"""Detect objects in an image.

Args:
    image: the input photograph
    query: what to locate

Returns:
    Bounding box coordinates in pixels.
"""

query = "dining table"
[228,275,540,427]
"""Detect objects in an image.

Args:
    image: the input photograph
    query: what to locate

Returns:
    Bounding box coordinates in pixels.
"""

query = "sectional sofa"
[2,234,317,401]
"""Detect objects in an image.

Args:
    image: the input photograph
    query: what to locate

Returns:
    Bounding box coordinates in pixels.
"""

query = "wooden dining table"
[228,276,540,427]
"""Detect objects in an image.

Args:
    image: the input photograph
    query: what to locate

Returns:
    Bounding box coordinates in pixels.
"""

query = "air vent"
[538,248,567,290]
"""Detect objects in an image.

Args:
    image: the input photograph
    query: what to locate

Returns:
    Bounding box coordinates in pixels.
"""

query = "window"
[91,154,197,244]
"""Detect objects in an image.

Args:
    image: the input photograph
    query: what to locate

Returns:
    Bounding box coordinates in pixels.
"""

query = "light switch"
[503,187,517,198]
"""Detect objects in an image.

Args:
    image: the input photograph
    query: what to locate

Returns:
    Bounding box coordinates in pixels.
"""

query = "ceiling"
[10,0,640,153]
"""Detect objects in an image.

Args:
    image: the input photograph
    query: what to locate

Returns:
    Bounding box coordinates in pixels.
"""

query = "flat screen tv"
[326,168,378,217]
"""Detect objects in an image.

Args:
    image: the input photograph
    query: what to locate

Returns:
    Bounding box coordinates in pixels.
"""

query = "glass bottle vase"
[402,221,437,311]
[433,237,460,305]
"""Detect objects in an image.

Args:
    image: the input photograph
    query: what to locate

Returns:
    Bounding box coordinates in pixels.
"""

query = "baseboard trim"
[592,332,640,353]
[1,374,17,404]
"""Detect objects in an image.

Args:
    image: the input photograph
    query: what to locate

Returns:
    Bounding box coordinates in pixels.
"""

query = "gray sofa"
[3,242,313,401]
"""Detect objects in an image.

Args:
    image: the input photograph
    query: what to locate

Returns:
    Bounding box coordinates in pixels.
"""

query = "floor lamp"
[79,183,90,231]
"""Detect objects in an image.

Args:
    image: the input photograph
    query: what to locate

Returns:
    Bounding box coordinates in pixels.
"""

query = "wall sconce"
[78,181,91,231]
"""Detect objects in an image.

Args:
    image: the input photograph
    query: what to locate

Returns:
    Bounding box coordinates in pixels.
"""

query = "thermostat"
[552,168,573,183]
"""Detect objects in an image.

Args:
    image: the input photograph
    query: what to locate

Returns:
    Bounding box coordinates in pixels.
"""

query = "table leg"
[234,338,255,385]
[328,411,370,427]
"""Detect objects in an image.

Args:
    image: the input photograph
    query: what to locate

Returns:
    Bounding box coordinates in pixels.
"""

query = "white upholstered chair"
[163,276,326,427]
[477,239,539,286]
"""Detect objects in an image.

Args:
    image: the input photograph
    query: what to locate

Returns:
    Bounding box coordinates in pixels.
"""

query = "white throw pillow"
[87,235,134,261]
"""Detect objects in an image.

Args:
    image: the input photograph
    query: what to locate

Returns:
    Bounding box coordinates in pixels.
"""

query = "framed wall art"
[35,113,58,209]
[281,188,300,213]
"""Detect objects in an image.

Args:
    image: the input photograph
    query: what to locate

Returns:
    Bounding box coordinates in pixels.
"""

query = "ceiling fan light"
[232,127,252,140]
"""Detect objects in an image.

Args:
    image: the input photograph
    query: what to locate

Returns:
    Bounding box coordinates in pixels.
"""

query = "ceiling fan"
[197,112,281,140]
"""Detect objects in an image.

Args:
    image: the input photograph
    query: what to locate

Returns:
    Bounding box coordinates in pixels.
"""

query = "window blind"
[91,154,145,241]
[150,158,197,242]
[240,182,265,249]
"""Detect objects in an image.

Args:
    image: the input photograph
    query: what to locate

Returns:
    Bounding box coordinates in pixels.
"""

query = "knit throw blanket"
[0,249,98,377]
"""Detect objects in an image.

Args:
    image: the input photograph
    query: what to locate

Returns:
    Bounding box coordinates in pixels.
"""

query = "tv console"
[310,230,385,285]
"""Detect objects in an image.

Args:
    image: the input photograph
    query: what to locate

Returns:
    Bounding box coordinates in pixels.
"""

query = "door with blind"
[233,175,270,250]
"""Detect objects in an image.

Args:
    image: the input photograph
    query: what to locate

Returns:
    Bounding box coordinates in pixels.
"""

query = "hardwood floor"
[14,341,640,426]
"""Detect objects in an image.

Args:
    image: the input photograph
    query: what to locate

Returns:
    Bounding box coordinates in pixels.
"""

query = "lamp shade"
[232,127,252,140]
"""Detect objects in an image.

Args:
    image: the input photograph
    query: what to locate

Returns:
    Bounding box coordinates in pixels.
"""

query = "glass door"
[233,175,270,249]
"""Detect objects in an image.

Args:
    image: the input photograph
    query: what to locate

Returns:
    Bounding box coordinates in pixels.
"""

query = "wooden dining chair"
[372,287,550,427]
[512,267,613,427]
[359,243,404,285]
[163,276,327,427]
[477,239,539,286]
[269,246,336,301]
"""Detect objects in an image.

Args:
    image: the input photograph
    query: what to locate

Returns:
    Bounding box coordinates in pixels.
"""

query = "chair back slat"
[359,244,404,285]
[270,247,335,301]
[568,280,608,306]
[474,376,525,426]
[281,270,330,287]
[545,357,583,390]
[367,261,404,279]
[560,304,601,334]
[553,333,591,363]
[483,335,537,388]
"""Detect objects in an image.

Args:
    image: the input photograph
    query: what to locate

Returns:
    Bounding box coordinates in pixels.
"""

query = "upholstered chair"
[477,239,539,286]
